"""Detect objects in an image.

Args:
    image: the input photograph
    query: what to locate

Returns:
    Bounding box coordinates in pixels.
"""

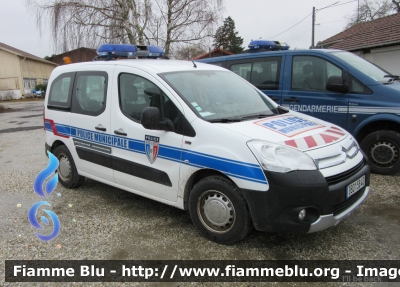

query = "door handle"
[95,124,106,131]
[269,97,279,102]
[114,129,127,136]
[284,97,300,102]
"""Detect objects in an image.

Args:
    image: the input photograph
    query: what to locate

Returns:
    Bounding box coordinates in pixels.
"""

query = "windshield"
[160,70,279,121]
[330,51,390,84]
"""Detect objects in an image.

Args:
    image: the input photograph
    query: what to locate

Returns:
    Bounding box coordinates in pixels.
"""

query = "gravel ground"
[0,101,399,287]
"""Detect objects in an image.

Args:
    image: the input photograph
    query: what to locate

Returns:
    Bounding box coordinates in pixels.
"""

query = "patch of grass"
[0,104,5,110]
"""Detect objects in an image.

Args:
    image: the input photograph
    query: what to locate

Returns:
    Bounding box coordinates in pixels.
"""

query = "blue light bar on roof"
[248,40,290,51]
[97,44,138,58]
[136,45,165,58]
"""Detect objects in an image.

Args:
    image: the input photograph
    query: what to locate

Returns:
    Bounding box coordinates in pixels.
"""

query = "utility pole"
[311,2,339,49]
[156,20,159,46]
[311,6,315,49]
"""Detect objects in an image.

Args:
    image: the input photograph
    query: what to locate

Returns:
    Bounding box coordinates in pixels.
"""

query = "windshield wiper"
[209,118,241,123]
[384,74,400,79]
[241,114,272,120]
[384,74,400,83]
[277,106,289,114]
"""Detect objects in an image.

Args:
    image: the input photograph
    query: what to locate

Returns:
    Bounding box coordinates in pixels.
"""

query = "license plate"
[346,175,365,199]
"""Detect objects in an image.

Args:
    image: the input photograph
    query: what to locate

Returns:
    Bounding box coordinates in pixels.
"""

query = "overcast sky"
[1,0,359,58]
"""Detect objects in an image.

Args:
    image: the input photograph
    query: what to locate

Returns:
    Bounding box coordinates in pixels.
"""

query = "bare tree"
[26,0,224,57]
[173,44,207,60]
[392,0,400,12]
[27,0,152,53]
[151,0,223,56]
[346,0,399,28]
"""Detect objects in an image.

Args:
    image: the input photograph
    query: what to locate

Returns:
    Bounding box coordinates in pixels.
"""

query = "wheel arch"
[183,168,237,211]
[354,114,400,142]
[50,140,67,154]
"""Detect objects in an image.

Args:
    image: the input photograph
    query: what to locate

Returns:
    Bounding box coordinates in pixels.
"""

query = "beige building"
[0,42,58,100]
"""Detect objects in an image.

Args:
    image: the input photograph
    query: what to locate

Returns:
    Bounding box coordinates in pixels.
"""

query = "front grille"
[325,159,365,185]
[332,188,365,216]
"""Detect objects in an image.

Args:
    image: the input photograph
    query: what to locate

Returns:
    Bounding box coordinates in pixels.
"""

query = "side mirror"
[326,76,348,93]
[141,107,174,132]
[159,118,174,132]
[141,107,160,130]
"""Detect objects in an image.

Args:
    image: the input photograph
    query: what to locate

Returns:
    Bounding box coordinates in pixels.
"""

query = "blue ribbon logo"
[33,151,59,198]
[28,201,60,241]
[28,151,61,241]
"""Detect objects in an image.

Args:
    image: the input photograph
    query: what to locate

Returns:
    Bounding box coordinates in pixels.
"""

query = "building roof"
[192,48,235,60]
[0,42,58,65]
[318,12,400,51]
[47,47,97,65]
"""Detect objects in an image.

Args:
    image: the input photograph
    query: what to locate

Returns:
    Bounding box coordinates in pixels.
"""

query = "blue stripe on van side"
[182,150,266,183]
[55,124,71,137]
[44,122,52,131]
[48,124,267,184]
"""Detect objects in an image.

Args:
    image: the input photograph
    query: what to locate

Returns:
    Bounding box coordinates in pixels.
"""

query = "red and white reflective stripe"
[44,118,69,138]
[284,126,346,149]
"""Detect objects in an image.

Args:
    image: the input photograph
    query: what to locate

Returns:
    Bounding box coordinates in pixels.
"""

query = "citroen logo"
[342,140,359,159]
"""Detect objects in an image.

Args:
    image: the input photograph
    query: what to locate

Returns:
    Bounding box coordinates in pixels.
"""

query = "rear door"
[282,54,349,129]
[225,56,284,104]
[69,66,114,183]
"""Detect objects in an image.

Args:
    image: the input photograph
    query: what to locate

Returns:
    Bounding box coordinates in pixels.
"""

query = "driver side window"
[119,73,153,121]
[118,73,182,132]
[292,56,342,91]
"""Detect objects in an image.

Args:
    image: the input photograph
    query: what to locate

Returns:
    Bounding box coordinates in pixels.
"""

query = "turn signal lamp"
[63,57,71,64]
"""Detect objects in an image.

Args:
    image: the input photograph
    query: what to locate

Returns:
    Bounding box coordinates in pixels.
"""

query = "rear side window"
[231,63,252,80]
[71,71,108,116]
[252,60,280,89]
[48,72,75,109]
[230,57,281,90]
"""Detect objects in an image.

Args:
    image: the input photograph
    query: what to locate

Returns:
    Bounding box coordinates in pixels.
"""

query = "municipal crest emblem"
[145,135,160,164]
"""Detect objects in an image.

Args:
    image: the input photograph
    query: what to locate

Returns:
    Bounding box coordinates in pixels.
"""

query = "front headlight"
[247,140,317,173]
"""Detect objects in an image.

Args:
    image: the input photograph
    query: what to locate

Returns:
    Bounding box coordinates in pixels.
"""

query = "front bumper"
[308,186,369,232]
[242,159,370,233]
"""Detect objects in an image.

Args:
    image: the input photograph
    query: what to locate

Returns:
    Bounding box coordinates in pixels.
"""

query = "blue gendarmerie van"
[197,41,400,175]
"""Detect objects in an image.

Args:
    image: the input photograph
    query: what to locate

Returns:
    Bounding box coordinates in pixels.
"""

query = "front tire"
[53,145,85,188]
[360,130,400,175]
[189,176,252,244]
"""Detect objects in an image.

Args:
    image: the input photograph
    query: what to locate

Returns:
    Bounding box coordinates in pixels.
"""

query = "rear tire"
[53,145,85,188]
[189,176,252,244]
[360,130,400,175]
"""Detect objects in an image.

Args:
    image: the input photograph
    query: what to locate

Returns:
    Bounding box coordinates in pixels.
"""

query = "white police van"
[44,44,370,244]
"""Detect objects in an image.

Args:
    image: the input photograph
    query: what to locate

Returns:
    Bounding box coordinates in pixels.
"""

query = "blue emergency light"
[136,45,166,59]
[94,44,166,60]
[248,40,290,51]
[96,44,138,59]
